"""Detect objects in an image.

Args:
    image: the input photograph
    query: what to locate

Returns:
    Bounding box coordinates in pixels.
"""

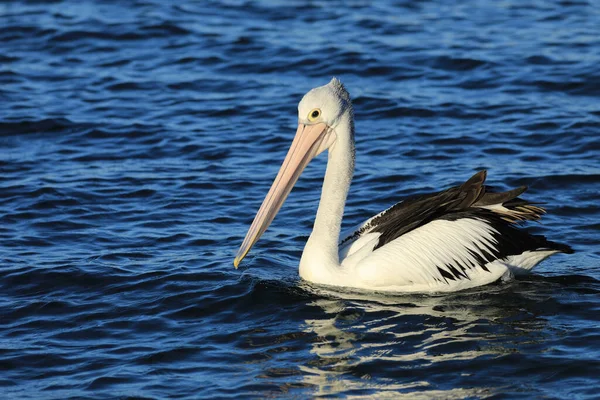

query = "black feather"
[370,171,488,250]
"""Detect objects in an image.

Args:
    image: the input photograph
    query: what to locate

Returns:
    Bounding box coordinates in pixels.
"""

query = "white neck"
[299,113,355,283]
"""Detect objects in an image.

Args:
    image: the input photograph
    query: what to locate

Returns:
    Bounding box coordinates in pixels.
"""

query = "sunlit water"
[1,1,599,398]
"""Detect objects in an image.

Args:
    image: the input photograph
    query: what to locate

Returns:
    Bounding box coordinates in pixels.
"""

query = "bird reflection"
[297,281,549,398]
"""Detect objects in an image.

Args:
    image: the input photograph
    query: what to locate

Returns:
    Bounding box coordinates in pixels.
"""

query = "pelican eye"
[308,108,321,121]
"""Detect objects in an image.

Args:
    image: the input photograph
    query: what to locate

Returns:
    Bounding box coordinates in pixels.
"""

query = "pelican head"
[234,78,353,268]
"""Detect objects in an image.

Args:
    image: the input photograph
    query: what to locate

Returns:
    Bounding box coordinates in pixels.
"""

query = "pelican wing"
[339,171,572,288]
[344,211,571,292]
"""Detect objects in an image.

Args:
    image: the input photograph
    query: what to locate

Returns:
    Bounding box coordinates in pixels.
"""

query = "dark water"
[1,1,599,398]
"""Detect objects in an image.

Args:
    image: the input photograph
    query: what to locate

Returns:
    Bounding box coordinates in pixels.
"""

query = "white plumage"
[234,78,572,293]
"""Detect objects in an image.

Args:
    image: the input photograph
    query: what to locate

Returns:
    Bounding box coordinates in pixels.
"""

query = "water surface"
[1,1,599,398]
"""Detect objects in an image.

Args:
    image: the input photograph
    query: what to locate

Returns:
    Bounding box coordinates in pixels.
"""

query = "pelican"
[234,78,572,292]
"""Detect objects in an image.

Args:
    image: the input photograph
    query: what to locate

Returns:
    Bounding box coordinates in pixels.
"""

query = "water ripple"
[1,0,599,398]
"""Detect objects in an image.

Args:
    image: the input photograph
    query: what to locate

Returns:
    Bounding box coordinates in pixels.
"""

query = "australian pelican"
[234,78,572,292]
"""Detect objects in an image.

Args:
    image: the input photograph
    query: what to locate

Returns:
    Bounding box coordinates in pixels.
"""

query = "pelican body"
[234,79,572,293]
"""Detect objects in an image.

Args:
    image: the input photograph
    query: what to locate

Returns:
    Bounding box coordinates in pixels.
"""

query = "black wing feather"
[372,170,487,250]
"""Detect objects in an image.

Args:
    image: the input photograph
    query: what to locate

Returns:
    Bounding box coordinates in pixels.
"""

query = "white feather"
[501,250,559,276]
[338,218,513,292]
[339,232,381,269]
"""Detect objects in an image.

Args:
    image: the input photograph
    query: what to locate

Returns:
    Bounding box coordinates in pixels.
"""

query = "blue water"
[1,1,599,398]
